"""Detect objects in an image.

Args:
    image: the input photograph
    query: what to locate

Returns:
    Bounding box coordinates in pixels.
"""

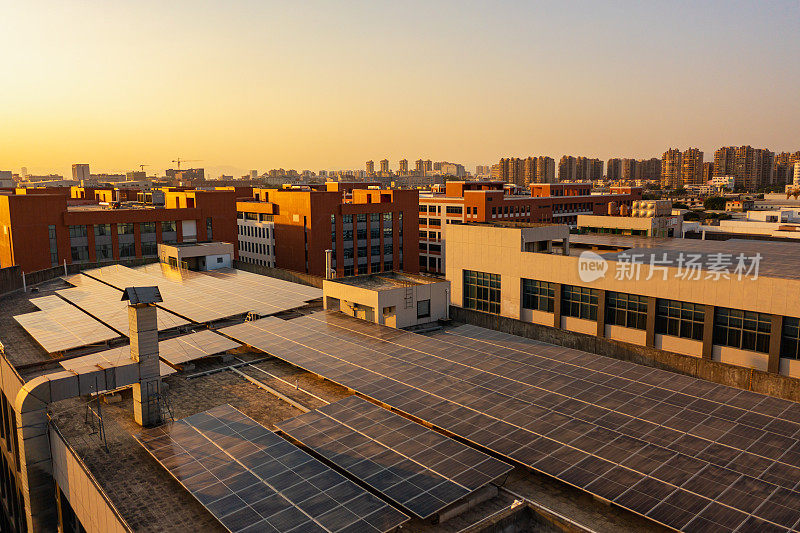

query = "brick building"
[418,181,641,274]
[238,183,419,277]
[0,189,238,273]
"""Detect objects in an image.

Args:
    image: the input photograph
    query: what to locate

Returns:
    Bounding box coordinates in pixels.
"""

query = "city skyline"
[2,1,799,175]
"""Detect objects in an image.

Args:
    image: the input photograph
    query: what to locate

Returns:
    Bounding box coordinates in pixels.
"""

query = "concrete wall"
[0,265,23,297]
[50,428,131,533]
[451,305,800,402]
[232,259,323,288]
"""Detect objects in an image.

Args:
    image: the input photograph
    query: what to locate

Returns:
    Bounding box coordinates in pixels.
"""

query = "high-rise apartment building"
[576,157,603,180]
[365,160,375,175]
[620,158,637,180]
[72,164,90,180]
[660,148,682,188]
[424,160,432,172]
[414,159,424,174]
[379,159,390,174]
[398,159,408,173]
[680,148,704,187]
[558,156,577,181]
[713,146,775,190]
[639,158,661,181]
[774,152,799,186]
[535,156,556,183]
[606,158,621,180]
[702,162,714,182]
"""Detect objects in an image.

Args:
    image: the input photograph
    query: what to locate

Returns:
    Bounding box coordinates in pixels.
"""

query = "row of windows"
[70,241,158,263]
[238,224,271,239]
[239,241,271,256]
[341,260,394,276]
[70,221,176,239]
[240,256,274,268]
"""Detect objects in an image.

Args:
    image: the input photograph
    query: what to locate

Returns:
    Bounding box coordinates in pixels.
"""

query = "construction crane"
[138,164,150,172]
[171,158,201,170]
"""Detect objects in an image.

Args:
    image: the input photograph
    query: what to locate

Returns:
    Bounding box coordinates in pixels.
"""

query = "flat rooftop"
[569,234,800,281]
[0,277,663,533]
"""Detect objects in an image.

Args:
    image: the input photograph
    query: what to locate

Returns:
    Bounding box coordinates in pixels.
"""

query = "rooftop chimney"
[122,286,163,427]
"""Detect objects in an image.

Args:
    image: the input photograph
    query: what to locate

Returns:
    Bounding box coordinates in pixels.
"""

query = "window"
[206,217,213,240]
[419,205,428,212]
[384,259,393,271]
[357,228,367,240]
[68,225,87,239]
[119,242,136,258]
[141,222,156,234]
[419,218,428,226]
[70,245,89,262]
[606,292,648,330]
[561,285,598,320]
[48,224,58,266]
[357,245,367,257]
[371,244,381,256]
[358,263,368,274]
[417,299,431,319]
[370,213,380,222]
[118,223,135,235]
[714,308,771,353]
[428,218,441,227]
[217,257,223,263]
[95,243,112,261]
[446,206,463,215]
[781,318,800,359]
[94,224,112,237]
[357,213,367,223]
[419,231,427,239]
[655,299,704,341]
[384,242,393,255]
[141,241,158,256]
[463,270,500,314]
[371,261,380,273]
[428,244,441,253]
[521,279,555,312]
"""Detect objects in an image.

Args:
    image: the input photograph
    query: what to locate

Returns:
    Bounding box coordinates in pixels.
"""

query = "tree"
[703,197,727,210]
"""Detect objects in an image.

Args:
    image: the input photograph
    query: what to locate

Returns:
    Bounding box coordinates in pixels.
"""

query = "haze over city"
[3,0,800,176]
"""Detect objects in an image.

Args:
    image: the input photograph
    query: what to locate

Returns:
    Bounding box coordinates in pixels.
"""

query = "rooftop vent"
[121,286,162,305]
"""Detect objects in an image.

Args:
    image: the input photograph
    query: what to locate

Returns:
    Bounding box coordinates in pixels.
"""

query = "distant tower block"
[122,286,163,427]
[399,159,408,173]
[366,160,375,175]
[380,159,390,174]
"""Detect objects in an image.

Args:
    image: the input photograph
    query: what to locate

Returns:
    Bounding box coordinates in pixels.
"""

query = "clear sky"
[1,0,799,177]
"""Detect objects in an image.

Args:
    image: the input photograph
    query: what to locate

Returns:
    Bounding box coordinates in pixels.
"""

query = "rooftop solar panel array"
[136,404,409,533]
[58,275,189,334]
[82,265,321,323]
[13,296,121,353]
[277,395,512,518]
[219,312,800,532]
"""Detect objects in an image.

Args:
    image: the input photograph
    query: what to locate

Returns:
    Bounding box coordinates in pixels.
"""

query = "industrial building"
[445,222,800,378]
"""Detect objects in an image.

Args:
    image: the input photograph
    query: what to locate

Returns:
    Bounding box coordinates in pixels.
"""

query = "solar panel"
[60,346,176,378]
[58,275,189,333]
[136,404,409,533]
[277,395,512,519]
[158,330,241,367]
[14,296,121,353]
[218,313,800,532]
[82,264,321,323]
